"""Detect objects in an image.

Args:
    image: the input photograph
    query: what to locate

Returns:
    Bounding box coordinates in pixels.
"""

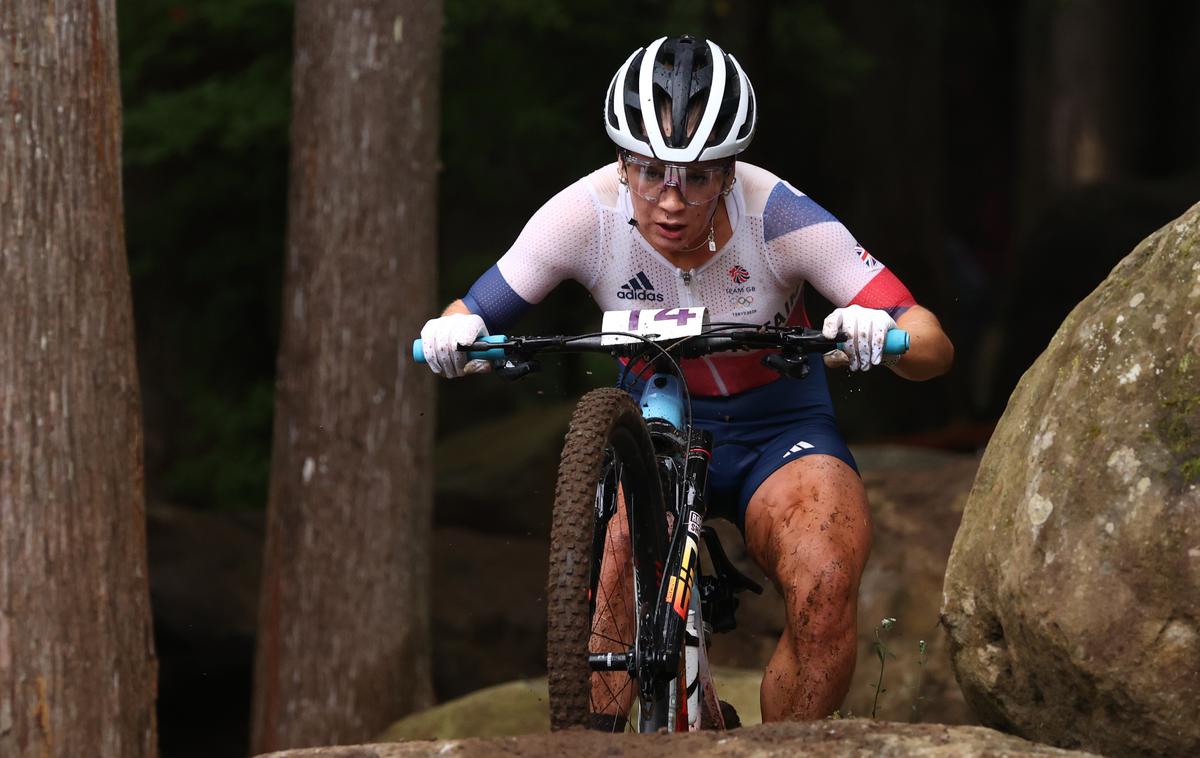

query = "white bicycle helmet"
[605,35,756,163]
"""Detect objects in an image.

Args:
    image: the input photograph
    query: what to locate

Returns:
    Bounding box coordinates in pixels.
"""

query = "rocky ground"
[258,720,1098,758]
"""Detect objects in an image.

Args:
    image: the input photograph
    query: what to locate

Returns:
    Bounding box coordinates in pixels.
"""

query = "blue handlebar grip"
[884,328,909,355]
[412,334,509,364]
[836,328,909,355]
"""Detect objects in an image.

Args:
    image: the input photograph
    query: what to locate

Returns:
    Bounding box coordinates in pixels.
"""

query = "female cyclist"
[419,35,954,722]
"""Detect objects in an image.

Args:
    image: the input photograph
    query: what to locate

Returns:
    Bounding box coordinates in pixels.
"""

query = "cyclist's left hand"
[822,305,897,372]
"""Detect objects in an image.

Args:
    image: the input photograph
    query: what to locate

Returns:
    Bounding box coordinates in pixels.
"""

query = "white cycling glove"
[420,313,491,378]
[822,305,897,372]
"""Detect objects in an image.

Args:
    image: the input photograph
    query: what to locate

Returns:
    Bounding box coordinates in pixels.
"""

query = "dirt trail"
[258,720,1098,757]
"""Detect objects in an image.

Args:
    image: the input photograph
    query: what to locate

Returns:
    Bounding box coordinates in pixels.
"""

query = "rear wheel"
[546,388,670,732]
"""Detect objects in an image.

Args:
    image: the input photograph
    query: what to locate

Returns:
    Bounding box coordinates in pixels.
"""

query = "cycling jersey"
[462,161,916,397]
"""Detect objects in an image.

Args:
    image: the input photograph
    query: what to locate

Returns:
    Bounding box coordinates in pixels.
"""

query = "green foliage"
[121,0,292,164]
[120,0,293,510]
[163,383,275,507]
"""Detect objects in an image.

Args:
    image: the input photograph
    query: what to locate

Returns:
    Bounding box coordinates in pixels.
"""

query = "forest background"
[112,0,1200,754]
[123,0,1200,515]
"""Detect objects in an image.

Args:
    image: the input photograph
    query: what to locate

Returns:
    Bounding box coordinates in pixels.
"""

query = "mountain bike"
[413,307,908,733]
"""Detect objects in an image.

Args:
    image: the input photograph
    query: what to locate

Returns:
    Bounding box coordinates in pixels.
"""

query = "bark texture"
[0,2,158,756]
[251,1,440,751]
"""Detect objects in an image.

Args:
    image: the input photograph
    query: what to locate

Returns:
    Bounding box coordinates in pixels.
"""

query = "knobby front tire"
[546,388,670,732]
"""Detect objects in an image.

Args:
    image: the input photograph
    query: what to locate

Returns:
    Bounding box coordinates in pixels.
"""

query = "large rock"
[258,720,1098,757]
[941,202,1200,755]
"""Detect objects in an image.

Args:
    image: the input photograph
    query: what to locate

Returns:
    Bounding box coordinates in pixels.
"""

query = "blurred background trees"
[119,0,1200,517]
[120,0,293,515]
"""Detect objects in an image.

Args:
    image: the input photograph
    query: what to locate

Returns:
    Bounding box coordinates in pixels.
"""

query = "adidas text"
[617,290,665,302]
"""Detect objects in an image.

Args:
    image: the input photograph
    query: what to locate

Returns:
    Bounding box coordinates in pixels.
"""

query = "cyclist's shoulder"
[736,163,815,218]
[527,164,619,226]
[733,160,782,207]
[580,161,622,210]
[736,164,842,242]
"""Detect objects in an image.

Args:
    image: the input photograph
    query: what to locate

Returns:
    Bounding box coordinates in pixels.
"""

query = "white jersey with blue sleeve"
[461,162,916,397]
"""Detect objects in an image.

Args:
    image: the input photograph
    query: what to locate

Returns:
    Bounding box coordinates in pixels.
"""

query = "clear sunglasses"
[620,151,734,206]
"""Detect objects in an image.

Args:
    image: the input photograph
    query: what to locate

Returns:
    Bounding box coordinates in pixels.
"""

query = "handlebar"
[412,326,909,365]
[412,334,511,363]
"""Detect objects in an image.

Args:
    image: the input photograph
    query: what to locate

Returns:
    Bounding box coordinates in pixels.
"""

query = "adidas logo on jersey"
[617,271,664,302]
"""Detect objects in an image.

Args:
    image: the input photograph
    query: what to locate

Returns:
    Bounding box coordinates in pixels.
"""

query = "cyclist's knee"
[743,458,871,578]
[747,504,869,643]
[777,555,860,639]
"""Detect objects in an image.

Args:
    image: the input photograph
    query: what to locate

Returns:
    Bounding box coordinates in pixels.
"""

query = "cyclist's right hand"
[419,313,490,378]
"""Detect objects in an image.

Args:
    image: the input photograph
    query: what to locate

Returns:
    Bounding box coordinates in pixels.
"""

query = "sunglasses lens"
[624,156,728,205]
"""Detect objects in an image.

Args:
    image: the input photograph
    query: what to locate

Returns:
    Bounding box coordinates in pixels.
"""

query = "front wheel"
[546,388,670,732]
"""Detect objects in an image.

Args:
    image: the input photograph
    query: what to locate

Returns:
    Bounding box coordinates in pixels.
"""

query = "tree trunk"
[251,1,440,751]
[0,3,159,757]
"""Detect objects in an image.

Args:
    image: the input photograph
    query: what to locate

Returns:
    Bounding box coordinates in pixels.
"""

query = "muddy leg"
[742,455,871,721]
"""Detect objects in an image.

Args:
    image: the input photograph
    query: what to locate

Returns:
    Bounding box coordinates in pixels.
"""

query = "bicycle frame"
[638,371,722,731]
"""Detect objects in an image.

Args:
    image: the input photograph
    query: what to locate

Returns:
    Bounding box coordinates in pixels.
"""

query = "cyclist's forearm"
[891,306,954,381]
[441,299,471,317]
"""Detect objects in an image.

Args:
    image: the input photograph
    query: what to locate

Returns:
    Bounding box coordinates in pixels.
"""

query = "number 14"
[628,308,700,330]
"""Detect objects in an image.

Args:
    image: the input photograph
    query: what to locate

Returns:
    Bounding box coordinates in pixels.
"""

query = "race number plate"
[599,308,708,346]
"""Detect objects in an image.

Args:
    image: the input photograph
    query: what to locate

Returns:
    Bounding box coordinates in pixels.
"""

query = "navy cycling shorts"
[622,354,859,531]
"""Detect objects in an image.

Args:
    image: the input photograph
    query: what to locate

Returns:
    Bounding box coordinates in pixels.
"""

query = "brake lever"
[761,352,810,379]
[493,360,540,380]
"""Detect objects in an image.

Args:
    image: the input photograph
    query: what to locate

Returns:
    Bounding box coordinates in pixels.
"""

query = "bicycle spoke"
[591,674,617,711]
[605,528,632,642]
[593,575,627,648]
[589,672,633,722]
[587,629,629,648]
